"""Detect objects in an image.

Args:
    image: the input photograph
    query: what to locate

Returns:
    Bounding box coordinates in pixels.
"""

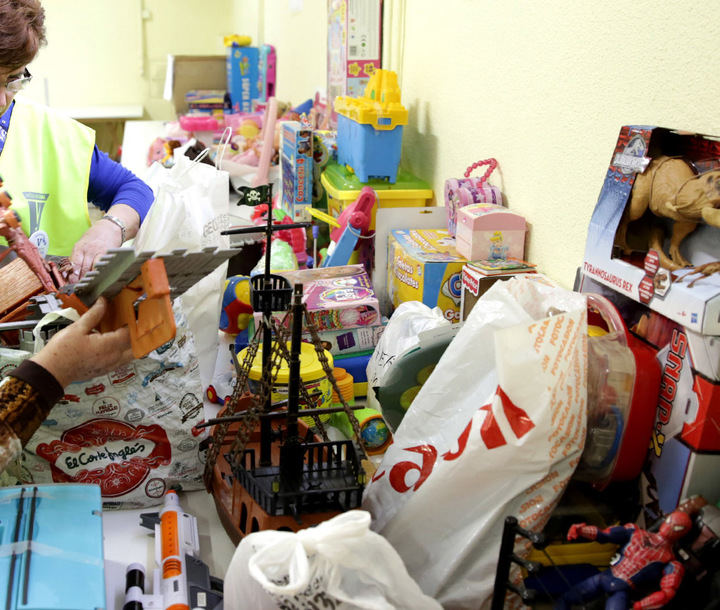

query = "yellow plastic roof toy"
[334,69,408,131]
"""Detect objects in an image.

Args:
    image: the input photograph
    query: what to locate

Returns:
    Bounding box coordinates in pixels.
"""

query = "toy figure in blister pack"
[555,510,692,610]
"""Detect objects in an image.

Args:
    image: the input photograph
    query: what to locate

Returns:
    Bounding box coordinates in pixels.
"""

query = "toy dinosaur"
[615,156,720,273]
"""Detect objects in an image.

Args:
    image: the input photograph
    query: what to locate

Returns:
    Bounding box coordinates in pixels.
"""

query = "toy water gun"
[305,186,376,267]
[123,491,224,610]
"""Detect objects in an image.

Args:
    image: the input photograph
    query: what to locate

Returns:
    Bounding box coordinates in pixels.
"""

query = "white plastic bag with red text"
[224,510,441,610]
[362,275,588,609]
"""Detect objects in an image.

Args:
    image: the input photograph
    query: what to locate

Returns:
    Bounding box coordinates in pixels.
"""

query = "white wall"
[389,0,720,288]
[24,0,235,118]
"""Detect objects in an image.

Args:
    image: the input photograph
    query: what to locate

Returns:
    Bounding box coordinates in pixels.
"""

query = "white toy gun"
[123,491,224,610]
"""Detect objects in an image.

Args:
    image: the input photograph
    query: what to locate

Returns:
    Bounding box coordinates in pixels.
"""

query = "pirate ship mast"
[203,184,368,543]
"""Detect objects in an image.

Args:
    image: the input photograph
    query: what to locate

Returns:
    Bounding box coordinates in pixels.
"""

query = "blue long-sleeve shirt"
[0,101,154,223]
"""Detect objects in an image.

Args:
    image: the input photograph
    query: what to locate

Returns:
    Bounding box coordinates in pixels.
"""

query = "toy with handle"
[305,186,376,267]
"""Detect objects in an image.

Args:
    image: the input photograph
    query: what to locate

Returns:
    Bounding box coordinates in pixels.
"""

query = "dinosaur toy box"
[582,125,720,335]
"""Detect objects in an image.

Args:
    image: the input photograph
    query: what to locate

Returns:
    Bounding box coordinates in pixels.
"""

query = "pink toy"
[445,158,503,236]
[252,96,278,187]
[331,186,374,243]
[455,203,527,262]
[178,115,222,132]
[251,203,308,267]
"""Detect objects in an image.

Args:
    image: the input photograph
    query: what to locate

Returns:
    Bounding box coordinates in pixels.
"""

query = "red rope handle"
[464,158,498,182]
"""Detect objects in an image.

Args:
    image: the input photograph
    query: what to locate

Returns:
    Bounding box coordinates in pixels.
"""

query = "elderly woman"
[0,298,134,471]
[0,0,154,280]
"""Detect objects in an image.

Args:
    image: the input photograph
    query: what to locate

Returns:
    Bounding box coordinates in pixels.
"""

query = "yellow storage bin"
[320,161,434,230]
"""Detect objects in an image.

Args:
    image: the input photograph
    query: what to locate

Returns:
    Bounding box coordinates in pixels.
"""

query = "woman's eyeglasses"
[4,69,32,93]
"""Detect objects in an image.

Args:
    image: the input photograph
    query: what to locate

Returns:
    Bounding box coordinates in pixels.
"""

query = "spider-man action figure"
[555,510,692,610]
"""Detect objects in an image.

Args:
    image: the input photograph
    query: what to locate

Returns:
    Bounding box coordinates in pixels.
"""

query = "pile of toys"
[13,11,720,609]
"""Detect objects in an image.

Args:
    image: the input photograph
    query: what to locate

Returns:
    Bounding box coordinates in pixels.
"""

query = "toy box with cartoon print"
[225,44,260,113]
[583,125,720,335]
[327,0,383,126]
[281,121,314,221]
[387,229,467,323]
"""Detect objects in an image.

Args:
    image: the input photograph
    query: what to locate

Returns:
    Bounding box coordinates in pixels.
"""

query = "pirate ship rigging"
[202,184,368,544]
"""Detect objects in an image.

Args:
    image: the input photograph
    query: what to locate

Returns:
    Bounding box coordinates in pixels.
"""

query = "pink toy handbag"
[444,158,503,236]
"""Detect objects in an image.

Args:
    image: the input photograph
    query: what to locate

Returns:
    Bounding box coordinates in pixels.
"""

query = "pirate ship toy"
[202,185,369,544]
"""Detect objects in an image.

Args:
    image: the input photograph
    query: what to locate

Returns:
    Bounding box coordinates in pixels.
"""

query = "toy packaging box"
[583,125,720,335]
[579,272,720,453]
[278,264,382,331]
[225,44,260,113]
[281,121,314,221]
[327,0,383,126]
[247,317,386,357]
[387,229,467,322]
[444,176,503,237]
[460,259,537,321]
[455,203,527,262]
[257,44,276,105]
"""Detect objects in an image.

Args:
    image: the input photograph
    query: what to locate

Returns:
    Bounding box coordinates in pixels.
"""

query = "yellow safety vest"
[0,97,95,256]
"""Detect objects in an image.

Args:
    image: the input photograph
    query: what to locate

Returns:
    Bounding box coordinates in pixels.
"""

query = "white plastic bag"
[224,510,441,610]
[362,275,588,609]
[1,302,208,508]
[135,152,230,390]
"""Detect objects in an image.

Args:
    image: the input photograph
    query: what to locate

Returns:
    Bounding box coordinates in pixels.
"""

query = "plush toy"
[615,156,720,272]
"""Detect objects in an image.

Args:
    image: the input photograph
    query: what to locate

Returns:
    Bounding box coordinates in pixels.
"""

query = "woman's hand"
[68,219,122,281]
[69,204,140,281]
[30,297,134,387]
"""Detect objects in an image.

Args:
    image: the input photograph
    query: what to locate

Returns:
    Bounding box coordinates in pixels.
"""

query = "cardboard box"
[643,436,720,516]
[225,44,260,114]
[327,0,383,126]
[583,125,720,335]
[455,203,527,261]
[460,259,537,321]
[276,264,382,332]
[387,229,467,322]
[164,55,226,116]
[281,121,314,222]
[306,323,385,357]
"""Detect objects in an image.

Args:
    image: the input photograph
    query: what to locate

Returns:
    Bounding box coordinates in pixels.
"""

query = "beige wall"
[19,0,720,287]
[24,0,235,118]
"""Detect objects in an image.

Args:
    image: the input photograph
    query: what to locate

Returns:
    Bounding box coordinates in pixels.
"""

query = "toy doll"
[555,510,692,610]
